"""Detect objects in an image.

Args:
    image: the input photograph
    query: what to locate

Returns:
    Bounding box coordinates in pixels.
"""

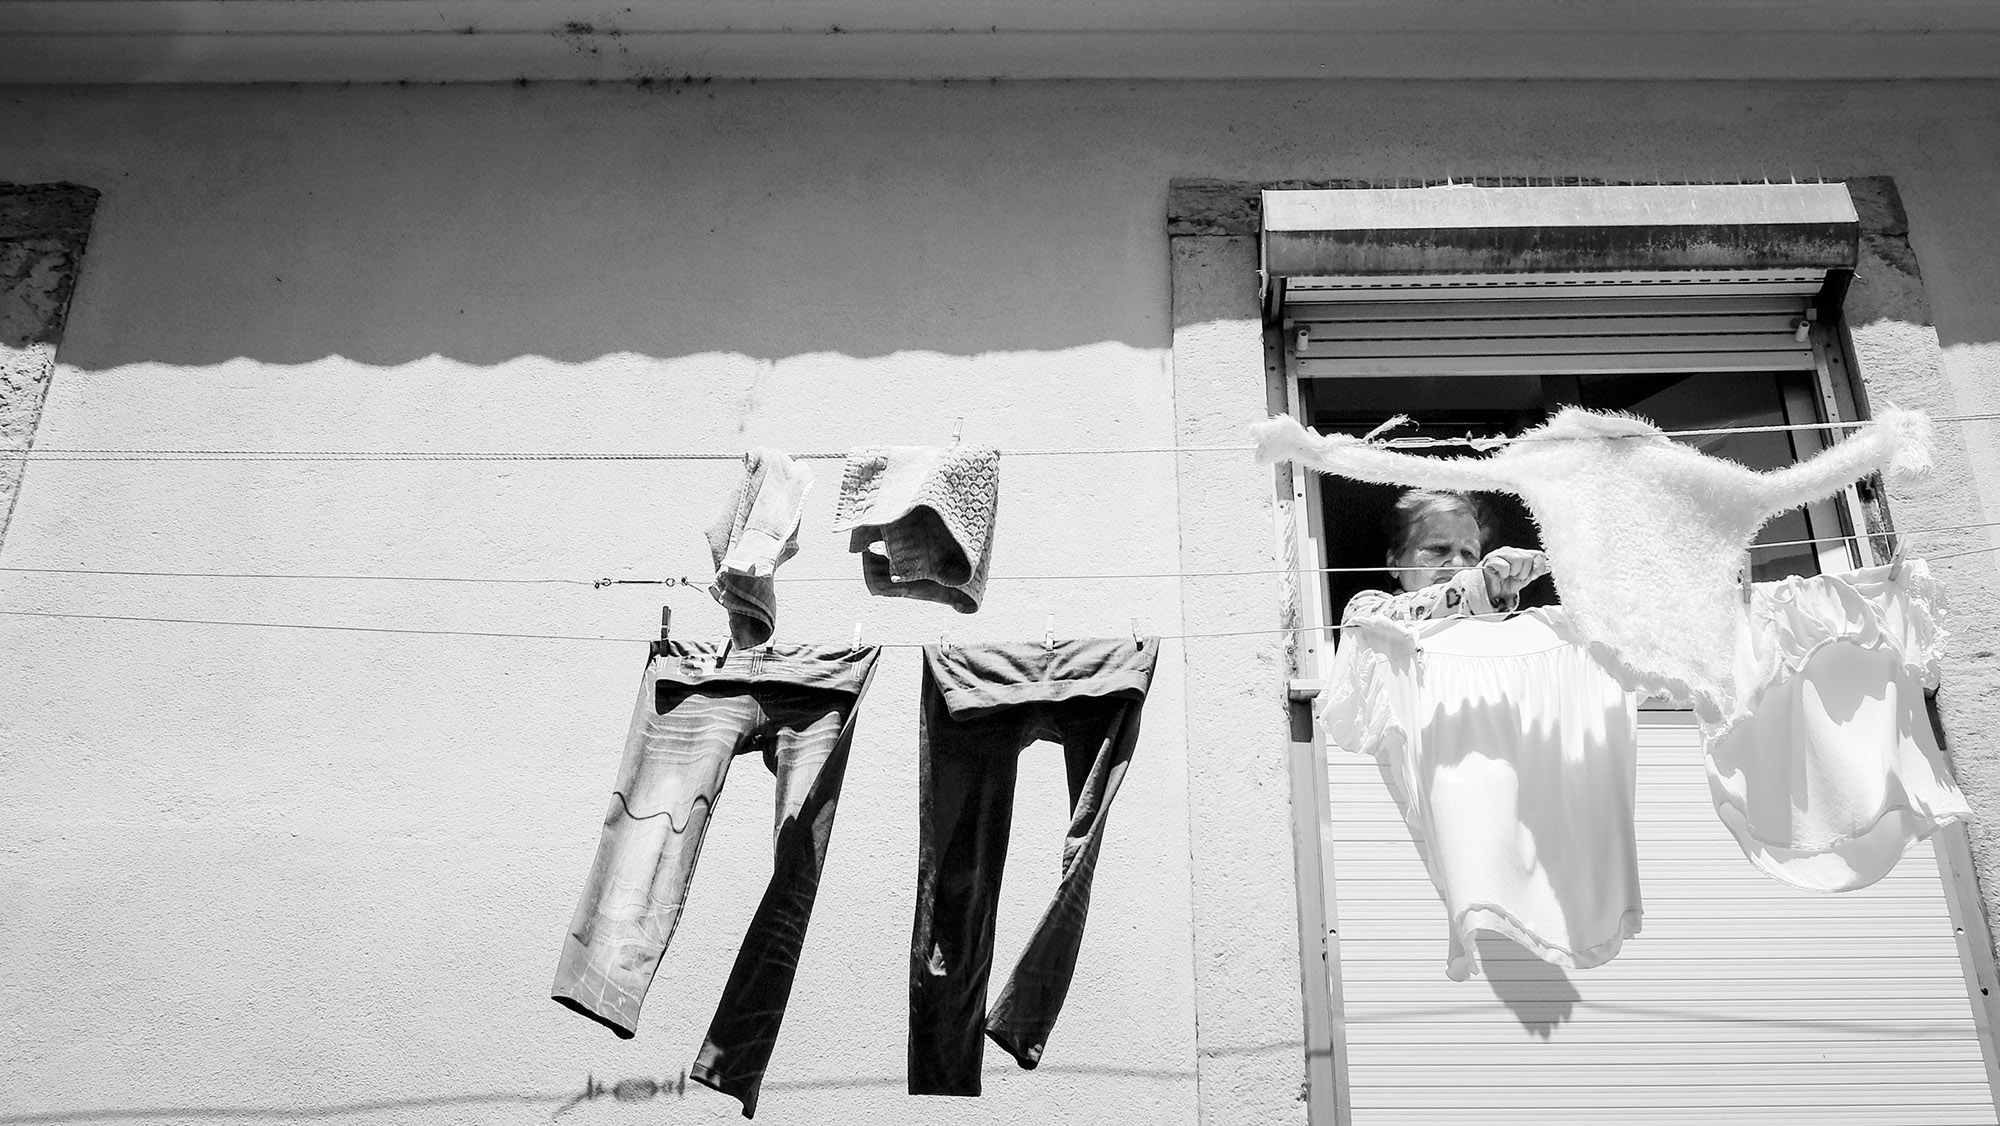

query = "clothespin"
[951,417,965,446]
[1739,563,1754,607]
[938,629,951,653]
[851,621,866,648]
[651,606,674,658]
[1362,414,1414,443]
[1888,538,1907,583]
[1131,617,1144,645]
[1044,613,1056,656]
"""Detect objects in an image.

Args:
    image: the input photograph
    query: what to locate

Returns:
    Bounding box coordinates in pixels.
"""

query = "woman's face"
[1390,506,1484,592]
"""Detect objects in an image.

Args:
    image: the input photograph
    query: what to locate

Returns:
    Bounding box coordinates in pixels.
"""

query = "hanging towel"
[1706,558,1971,892]
[831,444,999,613]
[705,447,814,647]
[1324,608,1644,981]
[1256,408,1931,726]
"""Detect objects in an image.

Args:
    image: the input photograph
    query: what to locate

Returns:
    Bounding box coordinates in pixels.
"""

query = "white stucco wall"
[2,80,1999,1126]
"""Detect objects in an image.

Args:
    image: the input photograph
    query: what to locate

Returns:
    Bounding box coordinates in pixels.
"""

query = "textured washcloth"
[1257,407,1931,726]
[831,444,999,613]
[705,448,814,647]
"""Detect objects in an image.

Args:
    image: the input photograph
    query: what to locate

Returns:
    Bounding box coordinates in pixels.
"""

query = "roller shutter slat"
[1309,314,1803,340]
[1341,998,1979,1021]
[1344,1083,1996,1108]
[1289,289,1816,377]
[1348,1110,1997,1126]
[1287,295,1811,321]
[1346,1039,1987,1062]
[1304,332,1809,359]
[1296,350,1817,378]
[1348,1020,1982,1044]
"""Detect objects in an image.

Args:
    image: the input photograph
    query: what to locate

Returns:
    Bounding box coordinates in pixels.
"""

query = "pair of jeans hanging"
[908,636,1160,1096]
[554,634,1158,1112]
[551,640,880,1119]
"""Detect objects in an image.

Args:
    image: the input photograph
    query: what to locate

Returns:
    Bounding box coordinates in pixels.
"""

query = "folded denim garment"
[705,447,814,647]
[831,444,999,613]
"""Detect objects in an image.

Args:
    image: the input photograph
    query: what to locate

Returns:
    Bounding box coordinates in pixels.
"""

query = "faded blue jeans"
[908,636,1160,1096]
[552,640,880,1118]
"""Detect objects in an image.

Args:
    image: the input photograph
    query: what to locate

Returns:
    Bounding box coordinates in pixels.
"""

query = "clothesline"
[4,412,1998,462]
[0,607,1338,647]
[7,540,1992,648]
[7,519,1992,589]
[3,540,2000,648]
[603,520,1995,586]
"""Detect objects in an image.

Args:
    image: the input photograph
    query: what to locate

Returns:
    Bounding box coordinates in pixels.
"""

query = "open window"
[1266,184,2000,1126]
[1289,275,1860,629]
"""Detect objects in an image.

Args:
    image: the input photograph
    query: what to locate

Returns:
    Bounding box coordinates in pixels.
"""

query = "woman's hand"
[1478,547,1550,606]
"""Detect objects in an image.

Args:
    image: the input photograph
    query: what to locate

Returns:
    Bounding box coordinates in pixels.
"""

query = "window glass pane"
[1576,372,1823,583]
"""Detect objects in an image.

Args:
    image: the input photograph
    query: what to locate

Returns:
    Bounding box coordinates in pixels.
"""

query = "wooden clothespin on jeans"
[652,606,673,657]
[1044,613,1056,656]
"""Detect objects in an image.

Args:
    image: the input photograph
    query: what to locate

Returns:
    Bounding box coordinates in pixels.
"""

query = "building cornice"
[5,0,2000,83]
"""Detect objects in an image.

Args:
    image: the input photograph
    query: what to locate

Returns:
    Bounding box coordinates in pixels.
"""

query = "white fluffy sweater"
[1254,408,1932,724]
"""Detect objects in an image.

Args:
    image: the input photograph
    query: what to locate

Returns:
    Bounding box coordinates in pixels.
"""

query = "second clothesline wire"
[0,537,1989,649]
[3,520,1994,588]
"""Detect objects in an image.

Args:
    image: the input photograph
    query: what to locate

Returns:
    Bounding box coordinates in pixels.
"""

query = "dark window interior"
[1304,370,1846,623]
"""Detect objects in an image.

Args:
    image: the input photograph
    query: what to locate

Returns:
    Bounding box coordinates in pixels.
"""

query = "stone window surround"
[1,181,101,546]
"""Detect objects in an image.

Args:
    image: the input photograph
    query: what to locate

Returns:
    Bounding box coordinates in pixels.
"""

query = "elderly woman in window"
[1343,488,1551,624]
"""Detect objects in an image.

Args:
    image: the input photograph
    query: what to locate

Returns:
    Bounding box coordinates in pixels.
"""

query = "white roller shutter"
[1284,271,1823,379]
[1326,716,1997,1125]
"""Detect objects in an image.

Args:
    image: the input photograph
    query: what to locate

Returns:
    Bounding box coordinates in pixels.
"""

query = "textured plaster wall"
[1169,235,1305,1126]
[0,80,1998,1126]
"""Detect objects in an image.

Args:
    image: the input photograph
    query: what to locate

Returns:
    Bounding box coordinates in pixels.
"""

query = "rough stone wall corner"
[0,181,101,547]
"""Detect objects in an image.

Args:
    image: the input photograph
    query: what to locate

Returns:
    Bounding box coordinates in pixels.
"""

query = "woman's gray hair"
[1383,488,1496,558]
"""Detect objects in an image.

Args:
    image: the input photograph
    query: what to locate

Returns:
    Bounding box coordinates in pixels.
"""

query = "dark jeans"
[908,637,1160,1096]
[552,640,881,1119]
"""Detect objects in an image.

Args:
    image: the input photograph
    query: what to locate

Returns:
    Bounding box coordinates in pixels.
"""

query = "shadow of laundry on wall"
[1474,932,1582,1039]
[0,1055,1209,1125]
[0,1092,570,1125]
